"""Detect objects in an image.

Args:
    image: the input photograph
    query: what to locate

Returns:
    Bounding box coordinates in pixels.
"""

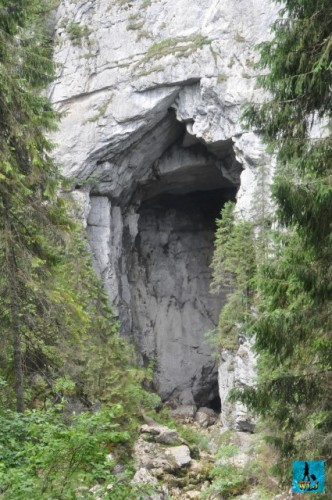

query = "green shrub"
[0,405,152,499]
[201,463,248,499]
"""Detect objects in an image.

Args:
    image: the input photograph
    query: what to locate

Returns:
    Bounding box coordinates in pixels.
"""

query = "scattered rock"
[188,459,213,484]
[132,467,158,485]
[132,466,169,500]
[273,492,293,500]
[151,456,176,472]
[140,423,182,444]
[195,407,218,428]
[145,485,169,500]
[88,484,104,498]
[170,405,197,422]
[186,491,201,499]
[134,437,191,474]
[76,486,89,498]
[165,445,191,468]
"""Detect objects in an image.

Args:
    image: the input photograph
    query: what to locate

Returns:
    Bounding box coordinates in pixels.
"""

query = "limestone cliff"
[50,0,277,422]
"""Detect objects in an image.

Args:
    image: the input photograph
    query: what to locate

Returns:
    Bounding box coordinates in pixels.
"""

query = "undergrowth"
[0,403,153,499]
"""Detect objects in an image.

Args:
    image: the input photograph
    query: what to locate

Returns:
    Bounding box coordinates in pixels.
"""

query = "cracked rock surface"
[51,0,276,419]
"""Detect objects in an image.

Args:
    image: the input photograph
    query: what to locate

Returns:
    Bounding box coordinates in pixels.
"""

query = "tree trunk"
[4,206,25,412]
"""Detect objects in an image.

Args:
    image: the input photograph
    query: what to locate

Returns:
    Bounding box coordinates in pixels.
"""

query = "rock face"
[218,338,257,431]
[50,0,276,410]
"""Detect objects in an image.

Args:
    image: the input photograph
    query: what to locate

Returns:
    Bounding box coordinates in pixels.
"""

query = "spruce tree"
[234,0,332,465]
[0,0,63,411]
[211,202,256,350]
[0,1,155,415]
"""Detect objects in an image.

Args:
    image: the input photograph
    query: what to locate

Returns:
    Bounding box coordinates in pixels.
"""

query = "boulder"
[165,445,191,468]
[140,423,182,444]
[170,405,197,422]
[186,492,201,499]
[134,438,191,475]
[195,407,218,428]
[132,467,158,485]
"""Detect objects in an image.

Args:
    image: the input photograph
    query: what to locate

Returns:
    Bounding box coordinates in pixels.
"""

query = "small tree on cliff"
[211,202,256,350]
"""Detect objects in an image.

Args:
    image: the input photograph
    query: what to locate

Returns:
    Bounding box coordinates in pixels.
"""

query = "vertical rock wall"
[50,0,277,417]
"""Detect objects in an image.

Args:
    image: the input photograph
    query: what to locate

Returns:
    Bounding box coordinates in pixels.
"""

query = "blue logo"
[292,461,325,493]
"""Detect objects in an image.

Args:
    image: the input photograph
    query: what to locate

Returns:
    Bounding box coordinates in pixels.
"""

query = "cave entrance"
[126,122,240,407]
[86,107,242,408]
[206,395,222,413]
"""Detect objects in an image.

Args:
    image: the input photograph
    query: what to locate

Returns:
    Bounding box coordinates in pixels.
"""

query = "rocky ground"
[130,406,285,500]
[132,406,220,499]
[77,404,289,499]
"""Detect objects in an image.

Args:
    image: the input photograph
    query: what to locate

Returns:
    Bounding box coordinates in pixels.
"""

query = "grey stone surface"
[51,0,276,416]
[140,423,182,444]
[195,407,218,428]
[218,337,257,431]
[170,405,197,422]
[165,445,191,468]
[132,468,158,485]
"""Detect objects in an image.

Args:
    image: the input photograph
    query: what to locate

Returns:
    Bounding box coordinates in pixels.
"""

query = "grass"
[204,427,283,499]
[134,64,164,77]
[134,34,211,72]
[66,21,90,47]
[200,432,250,498]
[128,12,141,21]
[136,30,152,42]
[228,56,235,68]
[218,73,228,83]
[115,0,132,6]
[127,20,144,30]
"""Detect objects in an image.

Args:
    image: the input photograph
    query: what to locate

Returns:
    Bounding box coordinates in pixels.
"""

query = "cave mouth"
[137,187,237,231]
[127,151,238,406]
[207,395,222,413]
[87,109,242,407]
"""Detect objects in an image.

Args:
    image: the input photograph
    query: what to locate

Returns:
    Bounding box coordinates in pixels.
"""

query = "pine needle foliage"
[0,2,161,494]
[0,0,159,416]
[211,202,256,350]
[234,0,332,468]
[0,0,68,412]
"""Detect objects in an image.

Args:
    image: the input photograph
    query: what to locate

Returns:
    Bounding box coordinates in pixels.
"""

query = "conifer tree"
[0,0,64,411]
[211,202,256,350]
[0,1,154,415]
[234,0,332,464]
